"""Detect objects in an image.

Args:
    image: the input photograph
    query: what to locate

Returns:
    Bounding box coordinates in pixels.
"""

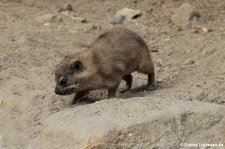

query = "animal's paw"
[146,84,157,91]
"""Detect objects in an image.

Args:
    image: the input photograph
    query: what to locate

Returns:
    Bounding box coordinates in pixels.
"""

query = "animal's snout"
[55,86,65,95]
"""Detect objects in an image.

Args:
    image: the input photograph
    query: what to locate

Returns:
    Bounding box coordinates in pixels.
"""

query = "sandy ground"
[0,0,225,148]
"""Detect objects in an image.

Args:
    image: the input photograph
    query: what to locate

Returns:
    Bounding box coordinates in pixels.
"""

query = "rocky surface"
[36,98,225,148]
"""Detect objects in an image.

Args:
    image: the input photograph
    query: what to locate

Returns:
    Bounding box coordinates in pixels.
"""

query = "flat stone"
[111,8,142,25]
[115,8,142,20]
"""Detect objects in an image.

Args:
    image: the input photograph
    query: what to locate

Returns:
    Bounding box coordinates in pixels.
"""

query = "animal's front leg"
[71,90,88,105]
[107,83,120,98]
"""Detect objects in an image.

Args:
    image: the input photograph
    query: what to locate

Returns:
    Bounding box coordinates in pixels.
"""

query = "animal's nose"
[55,87,62,95]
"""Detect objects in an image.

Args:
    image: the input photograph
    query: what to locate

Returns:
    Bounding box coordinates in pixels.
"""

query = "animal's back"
[92,27,149,55]
[90,27,152,76]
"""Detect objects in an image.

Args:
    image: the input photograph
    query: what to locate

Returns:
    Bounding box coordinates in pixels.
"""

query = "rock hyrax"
[54,27,155,104]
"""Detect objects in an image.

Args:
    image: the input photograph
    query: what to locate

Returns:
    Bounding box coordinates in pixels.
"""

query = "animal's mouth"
[55,88,75,95]
[55,84,78,95]
[55,88,67,95]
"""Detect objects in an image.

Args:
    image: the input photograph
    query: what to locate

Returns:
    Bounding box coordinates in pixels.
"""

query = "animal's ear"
[65,55,71,60]
[71,60,82,72]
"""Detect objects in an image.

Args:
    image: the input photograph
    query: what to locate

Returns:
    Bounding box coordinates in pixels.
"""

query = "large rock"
[34,98,225,148]
[171,3,200,27]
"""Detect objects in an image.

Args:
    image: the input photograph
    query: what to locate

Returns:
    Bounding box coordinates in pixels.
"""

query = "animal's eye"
[71,60,82,72]
[60,78,67,85]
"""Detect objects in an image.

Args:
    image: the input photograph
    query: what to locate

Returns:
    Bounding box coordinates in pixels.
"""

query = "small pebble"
[81,18,87,23]
[190,11,201,20]
[59,3,73,12]
[184,60,195,65]
[193,29,199,34]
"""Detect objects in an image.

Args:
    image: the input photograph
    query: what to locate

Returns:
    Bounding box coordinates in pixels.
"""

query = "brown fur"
[54,27,155,104]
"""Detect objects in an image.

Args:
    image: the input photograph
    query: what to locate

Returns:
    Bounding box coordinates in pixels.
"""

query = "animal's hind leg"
[146,72,156,91]
[138,60,156,91]
[120,74,133,93]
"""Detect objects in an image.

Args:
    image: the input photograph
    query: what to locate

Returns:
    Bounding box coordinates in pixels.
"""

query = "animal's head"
[54,55,83,95]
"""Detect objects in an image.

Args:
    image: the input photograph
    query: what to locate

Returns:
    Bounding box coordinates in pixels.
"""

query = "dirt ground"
[0,0,225,148]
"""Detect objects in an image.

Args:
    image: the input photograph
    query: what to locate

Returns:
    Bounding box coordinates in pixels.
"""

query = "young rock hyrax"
[54,27,155,104]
